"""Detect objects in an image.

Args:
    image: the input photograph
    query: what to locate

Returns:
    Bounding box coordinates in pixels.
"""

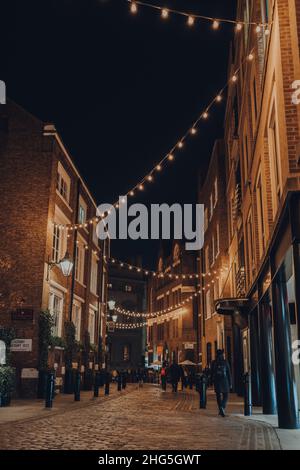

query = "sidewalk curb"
[0,387,135,427]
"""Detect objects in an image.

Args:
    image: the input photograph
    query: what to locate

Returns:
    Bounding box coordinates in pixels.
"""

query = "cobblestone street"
[0,385,281,450]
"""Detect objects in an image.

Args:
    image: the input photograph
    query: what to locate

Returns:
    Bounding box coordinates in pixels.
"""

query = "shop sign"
[11,339,32,352]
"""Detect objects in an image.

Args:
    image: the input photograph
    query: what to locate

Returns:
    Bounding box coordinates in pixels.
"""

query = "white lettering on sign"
[11,339,32,352]
[292,80,300,105]
[21,368,38,379]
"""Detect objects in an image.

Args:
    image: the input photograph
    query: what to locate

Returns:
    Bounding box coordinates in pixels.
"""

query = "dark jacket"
[211,358,232,393]
[169,363,181,382]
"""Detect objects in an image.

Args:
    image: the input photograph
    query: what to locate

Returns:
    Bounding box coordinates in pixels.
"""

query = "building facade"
[215,0,300,429]
[0,101,108,397]
[107,263,147,371]
[198,140,232,370]
[147,243,198,366]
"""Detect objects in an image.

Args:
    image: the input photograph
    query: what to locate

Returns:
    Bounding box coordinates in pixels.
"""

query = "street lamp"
[46,252,74,281]
[108,300,117,323]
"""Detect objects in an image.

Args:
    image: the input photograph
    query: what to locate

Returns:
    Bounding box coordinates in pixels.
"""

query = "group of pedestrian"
[159,350,232,418]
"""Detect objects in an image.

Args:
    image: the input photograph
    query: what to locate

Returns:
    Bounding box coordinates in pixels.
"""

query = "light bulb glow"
[212,20,219,30]
[256,25,261,33]
[191,127,197,135]
[187,16,194,26]
[139,184,144,190]
[202,112,208,119]
[232,75,237,82]
[161,9,168,19]
[248,53,254,61]
[168,154,174,161]
[156,164,162,171]
[236,23,243,31]
[216,95,222,102]
[178,141,184,148]
[130,2,137,14]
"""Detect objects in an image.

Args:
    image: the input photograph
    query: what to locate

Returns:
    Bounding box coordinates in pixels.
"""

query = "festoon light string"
[127,0,270,33]
[53,48,255,233]
[108,256,228,279]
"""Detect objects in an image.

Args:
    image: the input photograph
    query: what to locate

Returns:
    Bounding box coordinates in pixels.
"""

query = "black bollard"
[243,372,252,416]
[117,376,122,391]
[105,371,110,395]
[45,371,55,408]
[94,372,100,398]
[74,369,81,402]
[199,374,207,409]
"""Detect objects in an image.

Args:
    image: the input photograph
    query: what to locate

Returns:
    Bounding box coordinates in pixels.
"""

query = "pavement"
[0,383,297,450]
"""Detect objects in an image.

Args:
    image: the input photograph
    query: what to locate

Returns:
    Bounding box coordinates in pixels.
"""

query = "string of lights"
[53,48,255,231]
[108,256,227,279]
[127,0,270,32]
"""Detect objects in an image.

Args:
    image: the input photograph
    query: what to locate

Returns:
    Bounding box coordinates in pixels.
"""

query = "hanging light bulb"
[147,175,153,181]
[191,127,197,135]
[232,74,238,83]
[255,25,261,33]
[130,2,138,14]
[130,190,135,196]
[168,153,174,161]
[216,94,222,102]
[212,20,220,30]
[187,16,194,26]
[156,164,162,171]
[178,141,184,148]
[202,111,208,119]
[161,9,169,19]
[248,53,254,61]
[139,183,144,190]
[236,22,243,32]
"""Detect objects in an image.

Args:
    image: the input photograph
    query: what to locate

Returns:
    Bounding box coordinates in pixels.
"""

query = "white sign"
[21,368,38,379]
[0,340,6,365]
[11,339,32,352]
[184,343,195,350]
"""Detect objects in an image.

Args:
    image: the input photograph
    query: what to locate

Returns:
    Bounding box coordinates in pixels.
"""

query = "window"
[246,210,255,280]
[75,243,85,284]
[72,301,82,341]
[211,235,215,266]
[268,104,282,213]
[215,224,220,257]
[204,246,209,273]
[209,194,213,220]
[204,208,208,232]
[90,255,98,294]
[123,345,130,362]
[48,289,64,337]
[52,207,68,263]
[78,196,87,224]
[214,278,219,301]
[256,173,265,257]
[124,285,132,292]
[88,308,96,344]
[214,178,218,207]
[205,290,212,319]
[56,162,70,203]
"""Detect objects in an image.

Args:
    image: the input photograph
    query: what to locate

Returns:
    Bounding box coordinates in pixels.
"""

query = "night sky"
[1,0,236,268]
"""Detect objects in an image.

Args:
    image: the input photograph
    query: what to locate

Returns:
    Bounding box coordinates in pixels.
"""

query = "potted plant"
[63,321,77,394]
[82,331,93,390]
[37,311,53,398]
[0,366,15,407]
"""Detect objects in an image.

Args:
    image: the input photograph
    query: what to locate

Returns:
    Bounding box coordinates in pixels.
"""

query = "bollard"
[105,372,110,395]
[117,375,122,392]
[45,371,55,408]
[199,374,207,409]
[94,372,100,398]
[243,372,252,416]
[74,369,81,402]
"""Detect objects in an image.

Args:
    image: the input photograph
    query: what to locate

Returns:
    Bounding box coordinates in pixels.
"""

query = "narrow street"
[0,385,280,450]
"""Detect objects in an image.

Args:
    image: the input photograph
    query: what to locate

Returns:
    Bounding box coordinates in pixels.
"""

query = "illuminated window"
[123,345,130,361]
[56,162,70,203]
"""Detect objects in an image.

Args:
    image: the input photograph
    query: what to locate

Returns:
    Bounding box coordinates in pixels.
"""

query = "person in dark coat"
[211,349,232,417]
[169,361,181,393]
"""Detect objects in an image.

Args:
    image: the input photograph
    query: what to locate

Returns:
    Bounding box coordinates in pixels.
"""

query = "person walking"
[160,362,167,391]
[169,361,181,393]
[211,349,232,417]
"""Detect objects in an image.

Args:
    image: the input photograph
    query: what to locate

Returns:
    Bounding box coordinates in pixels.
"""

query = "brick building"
[107,262,147,371]
[197,140,232,369]
[214,0,300,429]
[147,242,198,366]
[0,101,109,397]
